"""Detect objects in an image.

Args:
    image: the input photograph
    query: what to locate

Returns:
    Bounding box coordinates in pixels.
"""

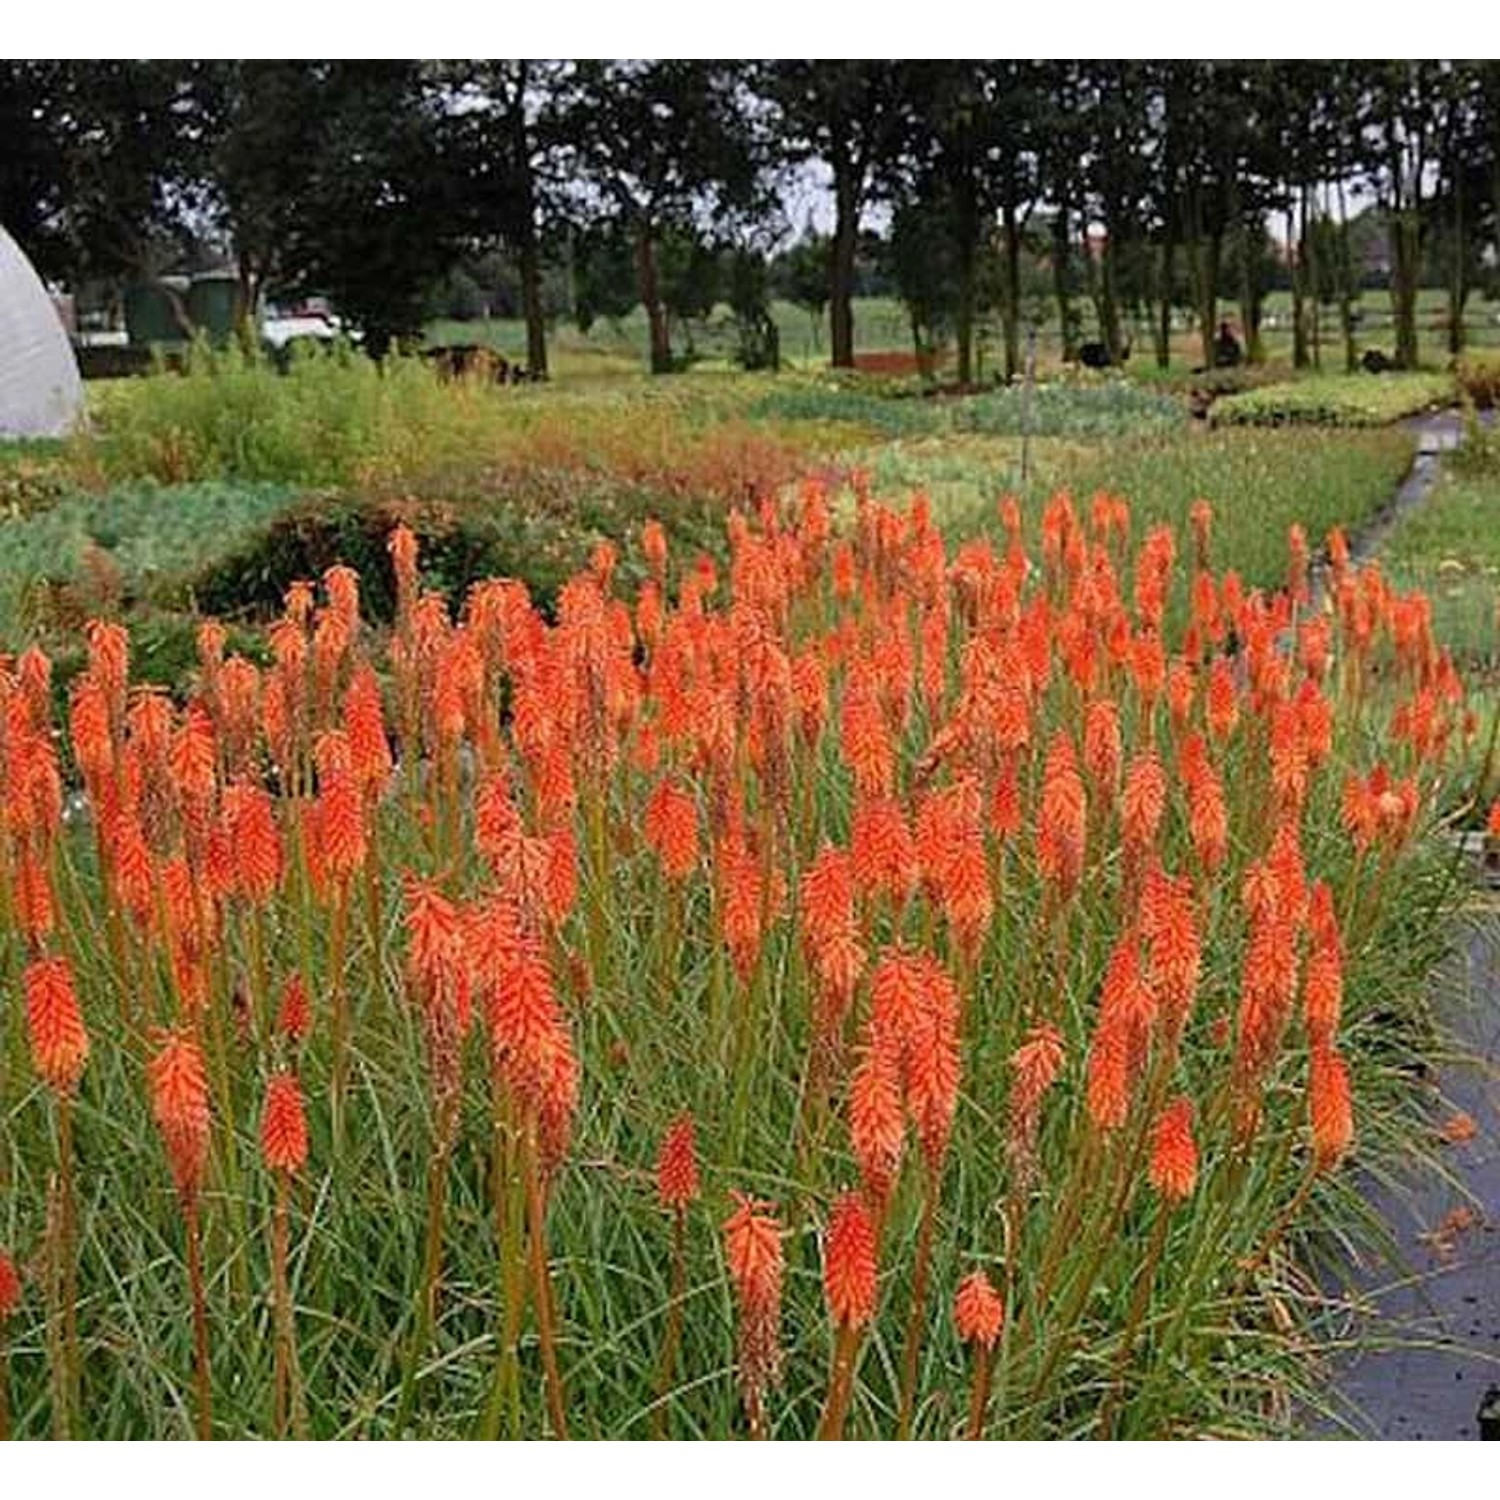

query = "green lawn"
[429,287,1500,383]
[1383,469,1500,672]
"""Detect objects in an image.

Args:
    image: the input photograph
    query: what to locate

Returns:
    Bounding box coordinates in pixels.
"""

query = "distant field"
[429,288,1500,383]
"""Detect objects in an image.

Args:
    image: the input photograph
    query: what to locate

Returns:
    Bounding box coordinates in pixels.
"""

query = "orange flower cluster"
[823,1191,879,1330]
[0,466,1471,1439]
[953,1268,1005,1349]
[261,1073,309,1175]
[722,1191,785,1416]
[148,1032,212,1203]
[656,1112,700,1211]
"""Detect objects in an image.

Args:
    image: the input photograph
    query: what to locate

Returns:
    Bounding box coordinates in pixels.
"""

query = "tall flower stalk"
[148,1031,214,1439]
[23,954,88,1437]
[261,1071,310,1438]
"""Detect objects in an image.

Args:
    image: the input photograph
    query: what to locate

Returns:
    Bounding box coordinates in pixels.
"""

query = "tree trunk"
[1234,185,1262,364]
[1001,200,1021,382]
[1390,208,1421,369]
[636,225,672,375]
[518,235,548,378]
[1447,173,1466,358]
[954,179,978,387]
[1290,198,1308,370]
[1052,204,1077,362]
[1335,178,1358,373]
[507,71,548,379]
[1099,222,1123,362]
[1195,231,1221,370]
[1155,233,1175,370]
[829,161,859,369]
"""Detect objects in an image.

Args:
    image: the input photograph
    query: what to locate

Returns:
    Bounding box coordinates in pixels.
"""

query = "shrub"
[1212,373,1455,428]
[1455,350,1500,410]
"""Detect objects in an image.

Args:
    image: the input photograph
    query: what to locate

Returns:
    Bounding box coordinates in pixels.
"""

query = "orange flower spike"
[1121,749,1167,862]
[1166,657,1196,733]
[260,1072,310,1175]
[849,1034,905,1203]
[1148,1097,1199,1203]
[16,645,52,729]
[1009,1023,1066,1126]
[1288,523,1310,604]
[1083,698,1122,800]
[0,1248,20,1322]
[1309,1043,1354,1172]
[149,1032,213,1202]
[1187,761,1229,875]
[1085,1019,1131,1133]
[1205,657,1239,744]
[823,1192,879,1330]
[1036,731,1087,898]
[24,955,89,1094]
[722,1191,784,1428]
[1303,882,1344,1048]
[656,1112,700,1211]
[343,664,393,796]
[1141,869,1201,1036]
[953,1269,1005,1350]
[906,958,962,1169]
[641,518,669,581]
[223,781,283,906]
[85,618,129,720]
[723,1192,784,1313]
[643,777,699,882]
[69,676,114,789]
[13,847,55,946]
[311,769,366,889]
[388,523,419,604]
[277,974,312,1044]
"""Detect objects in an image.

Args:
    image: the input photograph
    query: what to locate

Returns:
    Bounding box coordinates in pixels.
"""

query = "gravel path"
[1315,411,1500,1440]
[1320,910,1500,1439]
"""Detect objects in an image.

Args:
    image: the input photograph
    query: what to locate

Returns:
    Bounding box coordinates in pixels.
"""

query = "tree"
[439,60,565,377]
[0,62,72,282]
[887,191,960,377]
[18,61,218,329]
[561,60,765,374]
[769,62,921,368]
[772,228,831,352]
[1364,62,1446,369]
[570,225,637,334]
[1036,62,1088,363]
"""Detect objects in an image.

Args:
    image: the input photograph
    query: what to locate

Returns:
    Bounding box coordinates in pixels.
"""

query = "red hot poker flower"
[656,1112,700,1211]
[0,1248,20,1321]
[24,955,89,1094]
[849,1034,905,1204]
[277,974,312,1044]
[1309,1043,1354,1172]
[953,1269,1005,1349]
[722,1192,784,1410]
[260,1072,309,1174]
[149,1032,212,1202]
[823,1192,879,1330]
[1148,1097,1199,1203]
[643,777,699,882]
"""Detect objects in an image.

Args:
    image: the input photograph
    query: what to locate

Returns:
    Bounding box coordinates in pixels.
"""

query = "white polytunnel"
[0,223,85,440]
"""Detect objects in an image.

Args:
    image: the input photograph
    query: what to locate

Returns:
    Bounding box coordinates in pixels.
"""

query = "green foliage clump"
[751,377,1185,439]
[81,341,466,488]
[1455,349,1500,410]
[0,479,301,647]
[1212,373,1455,428]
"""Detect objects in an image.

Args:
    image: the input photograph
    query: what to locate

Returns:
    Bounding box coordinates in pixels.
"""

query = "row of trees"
[4,60,1500,373]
